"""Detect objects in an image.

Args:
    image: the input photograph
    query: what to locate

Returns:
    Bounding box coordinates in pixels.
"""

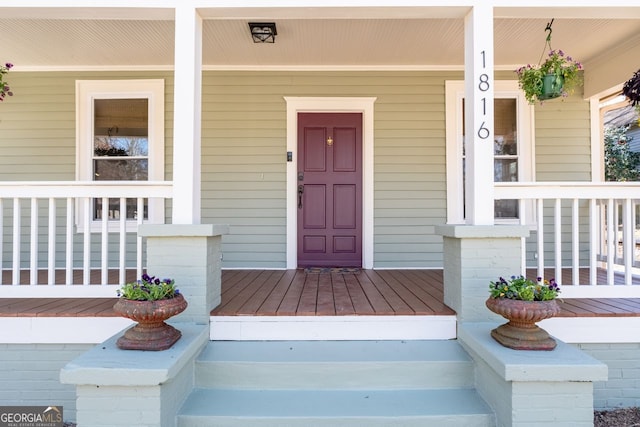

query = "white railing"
[495,182,640,298]
[0,181,173,297]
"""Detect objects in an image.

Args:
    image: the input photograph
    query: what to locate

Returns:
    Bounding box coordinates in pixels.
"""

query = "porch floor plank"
[342,273,374,314]
[297,273,320,316]
[373,270,434,315]
[236,270,288,316]
[1,269,138,286]
[255,270,299,315]
[2,268,640,319]
[217,270,274,316]
[316,273,337,316]
[276,270,307,316]
[332,273,357,315]
[0,298,120,317]
[357,270,413,315]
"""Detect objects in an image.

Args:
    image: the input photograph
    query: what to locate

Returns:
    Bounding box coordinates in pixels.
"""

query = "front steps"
[177,340,495,427]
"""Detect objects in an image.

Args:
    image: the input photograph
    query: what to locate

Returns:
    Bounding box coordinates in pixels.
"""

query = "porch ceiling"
[1,8,640,71]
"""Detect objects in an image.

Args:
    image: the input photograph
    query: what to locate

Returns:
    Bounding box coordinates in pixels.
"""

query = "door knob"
[298,185,304,209]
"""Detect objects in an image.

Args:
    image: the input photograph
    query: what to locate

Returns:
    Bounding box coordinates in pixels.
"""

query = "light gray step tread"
[198,340,472,363]
[179,388,493,419]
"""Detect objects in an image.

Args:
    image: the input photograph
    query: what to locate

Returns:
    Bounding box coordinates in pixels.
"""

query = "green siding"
[534,91,592,182]
[201,71,458,268]
[0,70,593,269]
[0,72,172,269]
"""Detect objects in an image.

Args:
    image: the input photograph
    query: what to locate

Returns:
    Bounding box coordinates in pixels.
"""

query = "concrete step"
[177,388,495,427]
[178,340,495,427]
[195,340,475,389]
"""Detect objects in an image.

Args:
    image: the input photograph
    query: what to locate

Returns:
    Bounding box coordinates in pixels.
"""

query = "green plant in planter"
[515,49,582,104]
[117,273,179,301]
[489,275,560,301]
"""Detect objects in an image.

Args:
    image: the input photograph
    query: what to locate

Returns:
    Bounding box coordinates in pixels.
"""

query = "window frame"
[445,80,535,224]
[76,79,165,232]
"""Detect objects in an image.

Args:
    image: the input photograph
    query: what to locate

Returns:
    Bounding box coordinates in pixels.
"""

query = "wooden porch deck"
[0,268,639,318]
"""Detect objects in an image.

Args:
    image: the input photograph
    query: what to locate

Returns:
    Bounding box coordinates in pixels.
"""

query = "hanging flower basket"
[539,74,565,100]
[623,69,640,107]
[516,50,582,104]
[515,21,582,104]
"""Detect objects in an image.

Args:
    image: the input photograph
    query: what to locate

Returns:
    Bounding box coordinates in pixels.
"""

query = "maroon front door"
[297,113,363,268]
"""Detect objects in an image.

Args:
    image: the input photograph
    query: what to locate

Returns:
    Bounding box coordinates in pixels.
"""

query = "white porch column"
[172,6,203,224]
[464,4,494,225]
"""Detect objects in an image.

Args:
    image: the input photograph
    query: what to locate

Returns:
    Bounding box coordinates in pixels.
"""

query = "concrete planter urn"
[114,293,187,350]
[485,298,560,351]
[114,274,187,351]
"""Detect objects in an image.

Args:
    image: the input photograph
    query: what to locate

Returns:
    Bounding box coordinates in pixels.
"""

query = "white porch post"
[437,5,530,323]
[172,6,203,224]
[464,4,494,225]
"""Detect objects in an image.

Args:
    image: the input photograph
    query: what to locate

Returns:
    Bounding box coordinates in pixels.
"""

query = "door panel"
[297,113,363,267]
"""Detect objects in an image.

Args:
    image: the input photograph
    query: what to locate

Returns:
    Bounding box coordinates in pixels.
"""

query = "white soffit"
[0,14,639,70]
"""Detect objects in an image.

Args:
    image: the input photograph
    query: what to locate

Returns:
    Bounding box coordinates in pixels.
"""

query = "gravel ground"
[594,407,640,427]
[62,408,640,426]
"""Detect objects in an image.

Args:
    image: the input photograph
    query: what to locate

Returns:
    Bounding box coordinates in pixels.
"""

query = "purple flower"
[5,63,13,69]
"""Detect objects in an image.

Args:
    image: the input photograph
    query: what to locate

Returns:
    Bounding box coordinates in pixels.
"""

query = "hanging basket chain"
[537,18,554,67]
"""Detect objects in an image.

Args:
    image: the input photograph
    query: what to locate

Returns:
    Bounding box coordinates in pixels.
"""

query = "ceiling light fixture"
[248,22,277,43]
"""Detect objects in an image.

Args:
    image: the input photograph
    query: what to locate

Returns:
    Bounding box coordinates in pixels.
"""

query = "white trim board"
[2,315,638,344]
[284,97,377,269]
[541,316,640,344]
[0,317,132,344]
[210,315,457,341]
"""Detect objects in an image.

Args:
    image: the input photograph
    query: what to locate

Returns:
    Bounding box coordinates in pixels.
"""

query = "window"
[76,80,165,231]
[445,80,534,224]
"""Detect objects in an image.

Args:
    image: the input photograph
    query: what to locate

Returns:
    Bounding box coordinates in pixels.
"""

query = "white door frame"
[285,97,376,269]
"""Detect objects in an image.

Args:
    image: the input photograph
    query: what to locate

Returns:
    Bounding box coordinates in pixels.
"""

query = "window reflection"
[462,98,520,219]
[92,98,149,220]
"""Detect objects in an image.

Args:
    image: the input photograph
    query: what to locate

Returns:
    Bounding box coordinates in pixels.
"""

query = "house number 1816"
[477,50,490,140]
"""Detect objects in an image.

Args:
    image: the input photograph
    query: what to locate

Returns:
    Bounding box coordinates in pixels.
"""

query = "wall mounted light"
[248,22,277,43]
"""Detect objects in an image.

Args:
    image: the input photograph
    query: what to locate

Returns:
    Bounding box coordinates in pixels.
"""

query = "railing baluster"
[48,198,56,285]
[572,198,579,286]
[0,182,170,294]
[589,199,598,285]
[83,197,91,285]
[635,200,639,269]
[614,201,622,264]
[624,198,633,286]
[0,199,3,281]
[119,197,126,285]
[519,198,526,277]
[607,199,615,285]
[537,198,544,280]
[554,198,562,283]
[101,197,109,285]
[65,198,73,285]
[137,197,144,278]
[12,198,21,285]
[30,198,38,285]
